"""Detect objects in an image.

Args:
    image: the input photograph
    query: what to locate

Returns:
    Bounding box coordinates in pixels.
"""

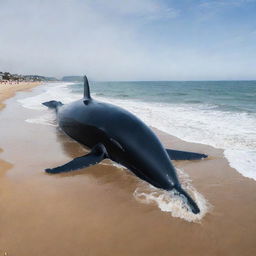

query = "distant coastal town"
[0,71,85,84]
[0,71,58,83]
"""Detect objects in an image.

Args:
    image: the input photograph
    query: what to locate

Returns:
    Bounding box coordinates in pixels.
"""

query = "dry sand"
[0,81,41,110]
[0,84,256,256]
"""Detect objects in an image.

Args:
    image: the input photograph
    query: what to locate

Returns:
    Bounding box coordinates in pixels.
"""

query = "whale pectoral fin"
[45,144,108,174]
[166,149,208,160]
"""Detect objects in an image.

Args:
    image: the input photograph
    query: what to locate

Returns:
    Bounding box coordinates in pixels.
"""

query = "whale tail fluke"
[42,100,63,110]
[175,186,200,214]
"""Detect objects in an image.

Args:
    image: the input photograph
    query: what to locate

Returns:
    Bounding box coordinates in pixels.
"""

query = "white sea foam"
[18,82,256,182]
[224,149,256,180]
[18,82,79,125]
[25,112,57,126]
[133,168,211,223]
[18,82,79,110]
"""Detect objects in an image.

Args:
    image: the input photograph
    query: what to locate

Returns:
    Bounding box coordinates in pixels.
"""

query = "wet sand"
[0,85,256,256]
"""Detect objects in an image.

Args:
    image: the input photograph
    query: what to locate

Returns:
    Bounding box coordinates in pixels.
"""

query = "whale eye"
[110,138,125,151]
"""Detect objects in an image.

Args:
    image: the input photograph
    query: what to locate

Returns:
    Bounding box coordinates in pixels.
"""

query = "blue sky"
[0,0,255,80]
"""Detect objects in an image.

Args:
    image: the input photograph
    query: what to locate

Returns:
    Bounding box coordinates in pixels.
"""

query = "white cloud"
[0,0,180,79]
[0,0,255,80]
[90,0,179,20]
[199,0,256,9]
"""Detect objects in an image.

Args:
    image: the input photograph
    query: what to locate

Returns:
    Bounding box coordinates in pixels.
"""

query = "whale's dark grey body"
[43,76,208,214]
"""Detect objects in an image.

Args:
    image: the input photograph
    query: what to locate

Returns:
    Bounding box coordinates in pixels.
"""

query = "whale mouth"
[175,186,200,214]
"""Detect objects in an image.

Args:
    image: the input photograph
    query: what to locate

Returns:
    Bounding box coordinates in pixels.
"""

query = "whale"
[43,76,208,214]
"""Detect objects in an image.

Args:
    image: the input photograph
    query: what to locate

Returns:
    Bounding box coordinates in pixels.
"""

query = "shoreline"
[0,81,41,185]
[0,81,42,110]
[0,85,256,255]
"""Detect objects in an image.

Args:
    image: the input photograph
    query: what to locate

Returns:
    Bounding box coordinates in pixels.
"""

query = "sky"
[0,0,256,80]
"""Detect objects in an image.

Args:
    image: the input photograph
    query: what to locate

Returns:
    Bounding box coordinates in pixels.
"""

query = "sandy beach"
[0,81,41,201]
[0,84,256,256]
[0,81,42,110]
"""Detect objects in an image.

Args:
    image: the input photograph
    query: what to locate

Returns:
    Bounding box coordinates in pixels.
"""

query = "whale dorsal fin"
[83,75,91,100]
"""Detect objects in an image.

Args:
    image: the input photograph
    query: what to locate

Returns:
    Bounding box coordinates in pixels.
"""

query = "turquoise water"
[70,80,256,114]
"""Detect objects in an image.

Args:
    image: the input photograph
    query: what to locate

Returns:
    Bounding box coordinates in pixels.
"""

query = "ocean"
[19,80,256,182]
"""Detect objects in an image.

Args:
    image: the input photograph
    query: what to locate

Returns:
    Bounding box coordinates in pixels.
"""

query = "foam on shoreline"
[133,168,211,223]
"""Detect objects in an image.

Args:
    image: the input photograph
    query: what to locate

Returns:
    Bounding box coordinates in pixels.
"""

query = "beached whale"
[43,76,207,214]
